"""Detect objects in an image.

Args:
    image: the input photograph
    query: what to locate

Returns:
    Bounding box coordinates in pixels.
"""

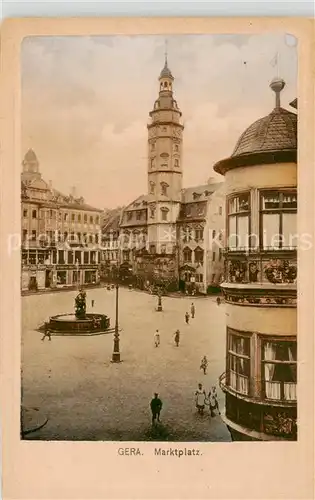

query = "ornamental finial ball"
[269,77,286,93]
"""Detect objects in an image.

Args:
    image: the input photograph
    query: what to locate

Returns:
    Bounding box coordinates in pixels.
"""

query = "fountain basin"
[49,313,110,334]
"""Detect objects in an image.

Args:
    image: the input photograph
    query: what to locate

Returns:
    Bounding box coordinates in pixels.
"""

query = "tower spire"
[164,39,168,66]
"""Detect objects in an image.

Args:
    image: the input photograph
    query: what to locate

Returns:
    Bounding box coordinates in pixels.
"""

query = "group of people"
[195,383,220,417]
[150,384,220,426]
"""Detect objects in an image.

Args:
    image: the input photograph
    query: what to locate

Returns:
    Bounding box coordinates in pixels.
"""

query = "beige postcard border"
[0,17,314,500]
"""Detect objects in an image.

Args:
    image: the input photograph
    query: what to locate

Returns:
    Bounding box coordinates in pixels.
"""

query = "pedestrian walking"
[195,383,207,415]
[154,329,160,348]
[216,296,221,306]
[150,393,163,425]
[41,322,51,342]
[185,312,190,324]
[174,329,180,347]
[190,302,195,319]
[91,299,95,308]
[200,355,208,375]
[208,386,221,417]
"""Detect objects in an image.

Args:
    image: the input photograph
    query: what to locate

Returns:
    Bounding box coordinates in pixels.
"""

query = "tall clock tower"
[147,55,184,254]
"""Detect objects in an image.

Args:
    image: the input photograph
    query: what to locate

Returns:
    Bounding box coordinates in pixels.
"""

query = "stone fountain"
[47,289,110,335]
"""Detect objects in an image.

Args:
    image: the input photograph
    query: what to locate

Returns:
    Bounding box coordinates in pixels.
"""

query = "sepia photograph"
[20,32,298,443]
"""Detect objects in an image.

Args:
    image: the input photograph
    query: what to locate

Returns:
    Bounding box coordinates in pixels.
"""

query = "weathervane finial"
[164,39,168,65]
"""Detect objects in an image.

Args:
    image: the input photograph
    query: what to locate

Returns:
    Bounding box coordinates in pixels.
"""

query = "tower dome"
[214,78,297,175]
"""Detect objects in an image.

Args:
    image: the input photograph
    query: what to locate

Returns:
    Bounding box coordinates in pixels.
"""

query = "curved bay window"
[260,190,297,249]
[262,339,297,401]
[227,192,250,250]
[227,329,251,395]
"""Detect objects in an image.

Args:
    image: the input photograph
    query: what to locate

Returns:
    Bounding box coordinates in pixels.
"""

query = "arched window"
[194,247,204,264]
[160,207,169,221]
[174,145,179,152]
[149,181,155,195]
[174,159,179,168]
[164,82,168,89]
[150,206,155,218]
[183,247,192,263]
[160,182,169,196]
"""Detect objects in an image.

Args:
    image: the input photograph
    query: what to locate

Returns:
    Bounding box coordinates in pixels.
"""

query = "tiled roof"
[232,107,297,157]
[181,182,223,203]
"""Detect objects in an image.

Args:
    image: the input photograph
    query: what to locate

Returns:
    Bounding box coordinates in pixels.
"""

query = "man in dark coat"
[150,393,163,425]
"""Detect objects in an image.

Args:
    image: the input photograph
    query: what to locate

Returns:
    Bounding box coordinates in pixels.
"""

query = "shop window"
[227,192,250,249]
[262,340,297,401]
[57,271,67,285]
[260,190,297,250]
[227,329,251,395]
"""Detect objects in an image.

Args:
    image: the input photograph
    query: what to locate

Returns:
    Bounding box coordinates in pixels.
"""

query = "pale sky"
[21,33,297,209]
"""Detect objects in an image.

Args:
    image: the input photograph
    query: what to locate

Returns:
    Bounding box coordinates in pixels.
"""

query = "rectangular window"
[262,340,297,401]
[32,209,37,219]
[84,252,89,264]
[68,251,74,264]
[75,251,81,264]
[64,213,68,221]
[136,211,141,221]
[22,230,28,241]
[212,251,216,261]
[52,250,57,264]
[58,250,65,264]
[95,216,99,225]
[260,190,297,249]
[71,213,75,222]
[31,230,36,241]
[227,193,250,249]
[91,251,96,264]
[219,206,223,215]
[78,214,81,223]
[90,216,93,224]
[227,330,251,395]
[23,209,28,218]
[84,214,88,223]
[127,212,133,221]
[195,229,203,241]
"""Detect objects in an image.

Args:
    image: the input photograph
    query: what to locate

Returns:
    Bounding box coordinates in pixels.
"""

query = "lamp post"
[76,258,80,290]
[157,289,163,312]
[111,271,121,363]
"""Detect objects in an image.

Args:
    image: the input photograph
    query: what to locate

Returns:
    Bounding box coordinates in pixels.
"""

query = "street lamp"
[111,270,121,363]
[157,289,163,312]
[76,258,79,290]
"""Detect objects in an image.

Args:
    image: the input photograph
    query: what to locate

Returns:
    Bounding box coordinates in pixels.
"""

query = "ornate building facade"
[21,149,102,291]
[215,78,297,440]
[119,57,225,292]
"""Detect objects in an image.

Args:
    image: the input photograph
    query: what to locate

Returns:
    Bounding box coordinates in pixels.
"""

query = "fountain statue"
[43,289,110,335]
[75,289,87,319]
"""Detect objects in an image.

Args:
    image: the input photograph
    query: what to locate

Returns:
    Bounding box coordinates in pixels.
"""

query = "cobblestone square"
[22,288,231,441]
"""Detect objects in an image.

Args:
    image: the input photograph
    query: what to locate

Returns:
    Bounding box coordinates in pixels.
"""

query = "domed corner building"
[214,78,297,441]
